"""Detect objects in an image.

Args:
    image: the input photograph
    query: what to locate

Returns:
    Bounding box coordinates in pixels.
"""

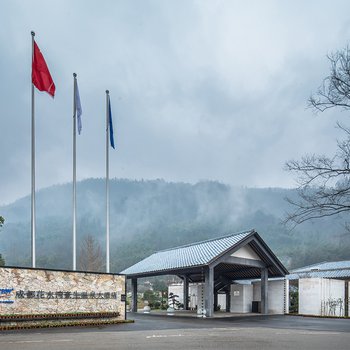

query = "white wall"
[168,279,289,315]
[168,283,205,310]
[253,279,287,314]
[168,284,183,304]
[230,284,253,313]
[299,278,345,316]
[217,294,226,311]
[231,245,262,260]
[191,284,204,310]
[348,282,350,316]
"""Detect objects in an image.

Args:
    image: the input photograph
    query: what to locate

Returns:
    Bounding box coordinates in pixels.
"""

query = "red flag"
[32,41,56,97]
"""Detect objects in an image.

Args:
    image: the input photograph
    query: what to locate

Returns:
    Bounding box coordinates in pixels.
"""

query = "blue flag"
[75,81,82,134]
[108,97,115,149]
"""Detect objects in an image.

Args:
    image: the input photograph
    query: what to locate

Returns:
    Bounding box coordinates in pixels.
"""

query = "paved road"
[0,313,349,350]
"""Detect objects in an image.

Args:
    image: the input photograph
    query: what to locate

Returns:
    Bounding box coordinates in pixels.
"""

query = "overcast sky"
[1,0,350,205]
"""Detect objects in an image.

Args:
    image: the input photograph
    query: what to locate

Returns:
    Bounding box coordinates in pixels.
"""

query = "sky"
[1,0,350,205]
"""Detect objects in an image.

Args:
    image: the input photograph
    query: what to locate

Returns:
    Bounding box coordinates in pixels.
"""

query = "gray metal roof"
[292,261,350,272]
[121,229,289,279]
[288,260,350,280]
[121,230,253,276]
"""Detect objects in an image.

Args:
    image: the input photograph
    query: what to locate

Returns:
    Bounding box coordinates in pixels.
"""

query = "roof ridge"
[291,260,350,272]
[157,229,255,253]
[296,267,350,273]
[291,261,328,271]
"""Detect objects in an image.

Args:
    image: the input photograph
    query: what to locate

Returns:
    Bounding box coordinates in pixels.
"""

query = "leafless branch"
[78,234,104,272]
[286,45,350,227]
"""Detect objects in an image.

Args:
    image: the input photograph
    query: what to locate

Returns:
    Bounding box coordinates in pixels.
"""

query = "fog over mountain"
[1,178,349,272]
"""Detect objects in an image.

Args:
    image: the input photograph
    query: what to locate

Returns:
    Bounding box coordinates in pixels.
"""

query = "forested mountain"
[1,178,349,272]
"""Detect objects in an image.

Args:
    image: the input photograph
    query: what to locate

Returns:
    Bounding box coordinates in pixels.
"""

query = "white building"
[123,230,289,317]
[169,279,288,314]
[167,261,350,316]
[169,283,227,311]
[288,261,350,316]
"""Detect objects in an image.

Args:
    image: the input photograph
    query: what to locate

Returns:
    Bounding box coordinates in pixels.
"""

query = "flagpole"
[106,90,110,273]
[73,73,77,270]
[31,31,36,268]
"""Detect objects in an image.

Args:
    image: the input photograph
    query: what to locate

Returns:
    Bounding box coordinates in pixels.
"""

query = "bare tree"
[78,234,104,272]
[309,46,350,112]
[285,45,350,227]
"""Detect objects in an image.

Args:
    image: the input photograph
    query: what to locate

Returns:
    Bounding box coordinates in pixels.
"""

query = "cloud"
[1,0,350,204]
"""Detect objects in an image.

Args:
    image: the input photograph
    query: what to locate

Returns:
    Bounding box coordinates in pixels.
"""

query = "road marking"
[14,340,44,344]
[0,339,73,344]
[145,327,246,340]
[146,334,184,339]
[274,331,344,336]
[297,331,341,336]
[0,340,45,344]
[212,327,242,331]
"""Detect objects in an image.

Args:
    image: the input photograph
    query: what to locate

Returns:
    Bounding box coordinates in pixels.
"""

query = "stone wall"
[0,267,126,319]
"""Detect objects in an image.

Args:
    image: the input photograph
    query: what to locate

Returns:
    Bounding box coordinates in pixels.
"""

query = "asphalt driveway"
[0,313,349,350]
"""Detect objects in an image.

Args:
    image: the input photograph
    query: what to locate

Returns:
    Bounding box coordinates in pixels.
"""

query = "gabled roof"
[288,260,350,280]
[121,229,288,278]
[121,230,252,276]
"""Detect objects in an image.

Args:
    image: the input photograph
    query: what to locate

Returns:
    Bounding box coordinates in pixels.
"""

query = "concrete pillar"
[226,291,231,312]
[345,280,349,317]
[284,278,289,314]
[204,266,214,317]
[261,268,268,314]
[183,275,189,310]
[131,278,138,312]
